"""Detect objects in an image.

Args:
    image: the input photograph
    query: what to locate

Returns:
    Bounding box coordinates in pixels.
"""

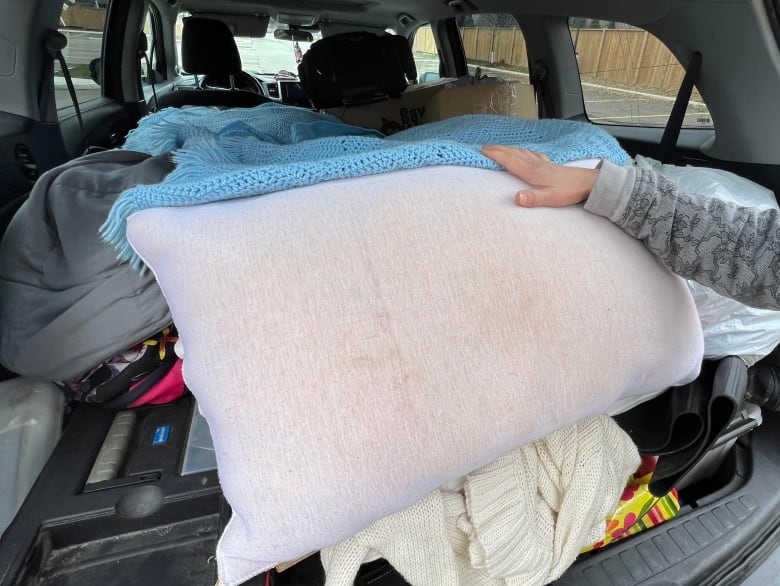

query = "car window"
[56,1,105,108]
[569,19,713,128]
[411,24,440,83]
[141,9,161,85]
[457,14,529,82]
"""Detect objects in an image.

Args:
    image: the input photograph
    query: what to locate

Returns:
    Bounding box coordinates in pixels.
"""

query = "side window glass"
[569,19,712,128]
[141,10,160,85]
[456,14,529,82]
[411,25,441,83]
[56,1,106,108]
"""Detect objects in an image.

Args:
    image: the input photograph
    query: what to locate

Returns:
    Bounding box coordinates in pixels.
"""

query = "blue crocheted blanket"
[105,103,630,265]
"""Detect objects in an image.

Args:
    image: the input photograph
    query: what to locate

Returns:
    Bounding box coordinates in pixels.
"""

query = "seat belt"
[658,51,702,164]
[137,32,159,112]
[43,30,89,155]
[38,36,58,123]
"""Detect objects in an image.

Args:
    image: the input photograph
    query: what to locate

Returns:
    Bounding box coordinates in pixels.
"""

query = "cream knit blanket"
[321,415,640,586]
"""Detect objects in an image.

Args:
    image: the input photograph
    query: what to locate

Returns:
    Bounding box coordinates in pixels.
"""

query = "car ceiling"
[177,0,673,30]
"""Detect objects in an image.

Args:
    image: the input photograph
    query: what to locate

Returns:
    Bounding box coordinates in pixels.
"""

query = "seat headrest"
[387,34,417,83]
[298,31,417,109]
[181,17,242,75]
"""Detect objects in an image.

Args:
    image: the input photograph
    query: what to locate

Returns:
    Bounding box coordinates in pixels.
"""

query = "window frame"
[141,3,166,85]
[410,23,442,83]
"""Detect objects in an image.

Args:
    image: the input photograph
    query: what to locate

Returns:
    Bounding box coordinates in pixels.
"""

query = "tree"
[456,14,518,28]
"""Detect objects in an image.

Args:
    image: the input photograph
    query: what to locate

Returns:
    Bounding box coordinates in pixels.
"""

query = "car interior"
[2,0,780,585]
[155,15,270,108]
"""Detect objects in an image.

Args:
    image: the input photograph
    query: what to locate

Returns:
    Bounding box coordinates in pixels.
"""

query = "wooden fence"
[60,4,106,30]
[414,27,690,97]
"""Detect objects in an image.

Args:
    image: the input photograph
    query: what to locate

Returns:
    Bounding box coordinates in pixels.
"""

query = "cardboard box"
[325,80,537,135]
[427,82,538,121]
[61,5,106,30]
[324,79,451,135]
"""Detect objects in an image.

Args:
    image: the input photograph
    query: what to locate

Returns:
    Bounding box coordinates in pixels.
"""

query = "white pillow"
[127,165,703,586]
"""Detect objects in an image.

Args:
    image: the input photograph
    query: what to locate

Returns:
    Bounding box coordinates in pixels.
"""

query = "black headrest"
[299,31,416,109]
[387,34,417,83]
[181,17,242,75]
[138,32,148,54]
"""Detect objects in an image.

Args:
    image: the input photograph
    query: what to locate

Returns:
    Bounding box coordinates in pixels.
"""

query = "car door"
[0,0,147,240]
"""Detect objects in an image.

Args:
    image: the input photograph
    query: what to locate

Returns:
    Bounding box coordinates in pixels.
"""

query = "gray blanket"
[0,150,173,381]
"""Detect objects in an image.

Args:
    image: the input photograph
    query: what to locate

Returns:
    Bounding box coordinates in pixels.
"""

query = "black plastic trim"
[552,410,780,586]
[0,397,221,586]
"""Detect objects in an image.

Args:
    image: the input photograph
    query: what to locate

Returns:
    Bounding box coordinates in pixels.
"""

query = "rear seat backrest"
[388,33,417,84]
[298,31,416,109]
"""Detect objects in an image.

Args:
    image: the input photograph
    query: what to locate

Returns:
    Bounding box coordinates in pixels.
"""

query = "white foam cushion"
[127,165,703,585]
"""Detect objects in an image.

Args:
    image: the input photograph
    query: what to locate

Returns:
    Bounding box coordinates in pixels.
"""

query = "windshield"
[234,33,317,75]
[176,14,319,76]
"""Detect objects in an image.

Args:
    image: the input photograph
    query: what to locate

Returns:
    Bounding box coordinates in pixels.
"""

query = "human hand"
[481,145,600,207]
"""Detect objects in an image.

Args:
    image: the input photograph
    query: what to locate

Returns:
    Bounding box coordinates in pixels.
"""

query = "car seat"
[156,17,269,109]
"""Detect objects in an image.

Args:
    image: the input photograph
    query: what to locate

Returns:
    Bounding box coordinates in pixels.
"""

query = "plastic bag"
[634,155,778,210]
[635,156,780,365]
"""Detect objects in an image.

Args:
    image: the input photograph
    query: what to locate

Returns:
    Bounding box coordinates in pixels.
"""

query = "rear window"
[569,19,712,128]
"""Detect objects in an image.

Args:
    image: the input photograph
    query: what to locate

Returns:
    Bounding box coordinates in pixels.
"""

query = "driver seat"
[156,17,269,109]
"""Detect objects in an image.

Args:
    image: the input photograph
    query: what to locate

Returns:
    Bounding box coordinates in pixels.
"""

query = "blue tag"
[152,425,171,445]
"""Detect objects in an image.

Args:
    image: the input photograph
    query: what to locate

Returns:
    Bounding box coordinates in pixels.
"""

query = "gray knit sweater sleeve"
[584,161,780,310]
